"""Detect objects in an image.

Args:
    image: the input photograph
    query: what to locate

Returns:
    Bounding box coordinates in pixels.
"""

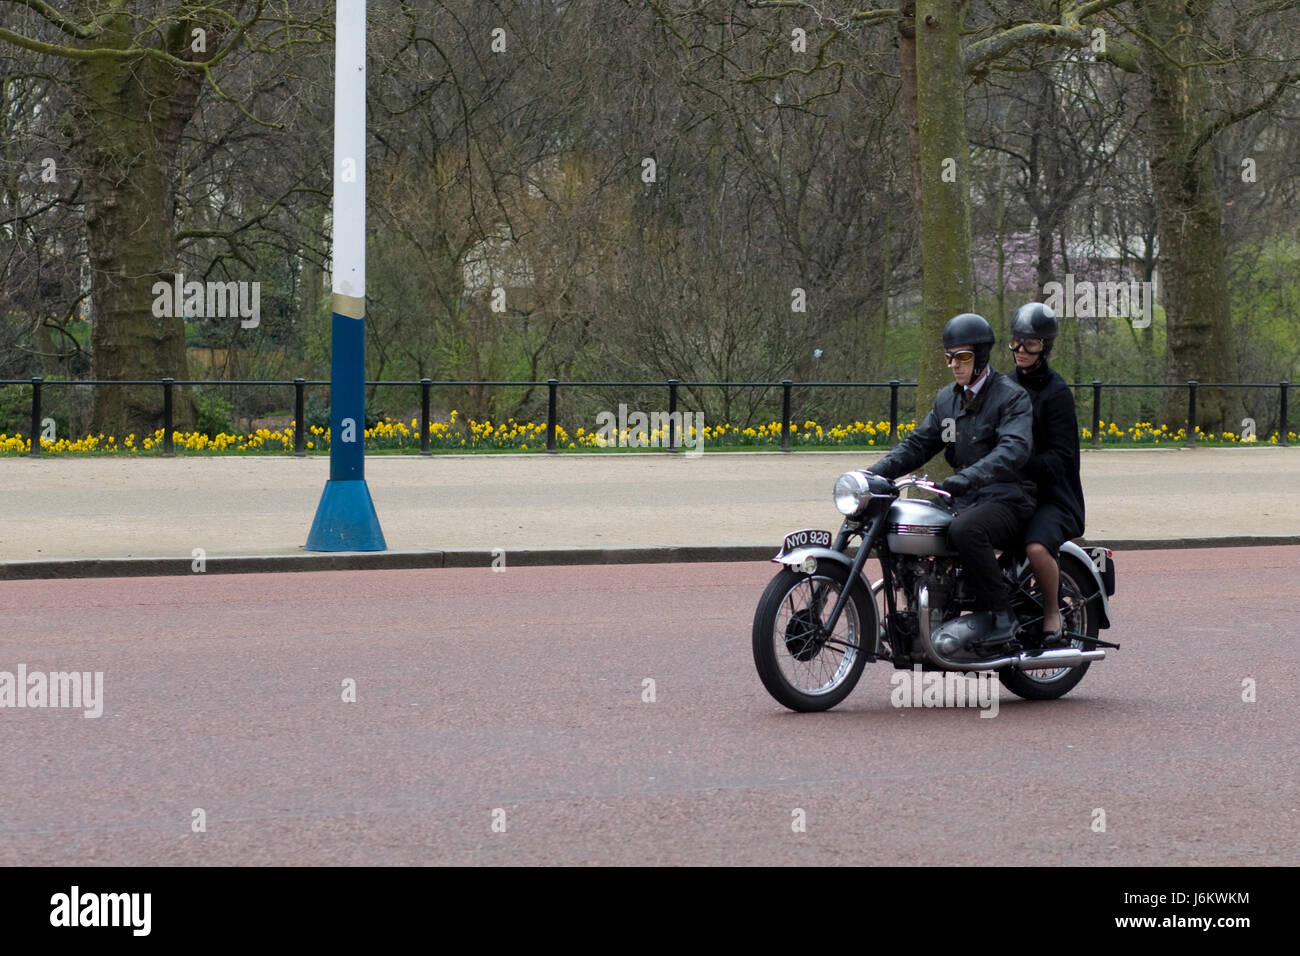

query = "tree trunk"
[1139,2,1239,433]
[898,5,923,209]
[914,0,973,449]
[69,14,201,437]
[870,203,893,384]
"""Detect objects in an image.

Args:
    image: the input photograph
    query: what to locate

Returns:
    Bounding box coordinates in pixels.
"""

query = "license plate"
[781,528,833,555]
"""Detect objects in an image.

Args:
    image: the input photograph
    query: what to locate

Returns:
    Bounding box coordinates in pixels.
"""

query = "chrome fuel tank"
[886,498,956,556]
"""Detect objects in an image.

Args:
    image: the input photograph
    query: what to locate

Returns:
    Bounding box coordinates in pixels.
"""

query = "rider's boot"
[958,607,1020,654]
[986,607,1018,645]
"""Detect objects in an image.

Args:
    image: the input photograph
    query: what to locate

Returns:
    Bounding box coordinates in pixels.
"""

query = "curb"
[1,535,1298,581]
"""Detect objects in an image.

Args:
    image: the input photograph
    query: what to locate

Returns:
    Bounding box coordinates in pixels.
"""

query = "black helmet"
[1009,302,1058,358]
[942,313,995,375]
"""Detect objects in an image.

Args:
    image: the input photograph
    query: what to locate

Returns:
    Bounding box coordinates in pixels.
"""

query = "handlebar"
[890,474,952,498]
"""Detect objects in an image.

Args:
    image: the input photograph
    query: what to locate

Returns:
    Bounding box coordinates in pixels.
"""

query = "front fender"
[773,546,855,572]
[1060,540,1112,629]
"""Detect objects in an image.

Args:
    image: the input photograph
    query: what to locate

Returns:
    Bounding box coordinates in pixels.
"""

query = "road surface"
[1,547,1295,865]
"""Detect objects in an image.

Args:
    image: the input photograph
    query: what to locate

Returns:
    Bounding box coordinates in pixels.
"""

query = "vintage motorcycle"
[752,470,1117,712]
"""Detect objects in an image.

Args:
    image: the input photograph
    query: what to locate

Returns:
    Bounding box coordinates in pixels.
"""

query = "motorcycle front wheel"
[752,563,874,712]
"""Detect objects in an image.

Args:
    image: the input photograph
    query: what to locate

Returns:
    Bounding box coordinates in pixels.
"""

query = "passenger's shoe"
[1020,630,1046,656]
[1039,626,1066,648]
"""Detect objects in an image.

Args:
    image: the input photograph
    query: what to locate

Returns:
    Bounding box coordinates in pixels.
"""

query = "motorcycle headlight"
[834,470,871,516]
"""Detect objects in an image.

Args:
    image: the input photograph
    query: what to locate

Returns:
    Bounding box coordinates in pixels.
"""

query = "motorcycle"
[752,470,1118,712]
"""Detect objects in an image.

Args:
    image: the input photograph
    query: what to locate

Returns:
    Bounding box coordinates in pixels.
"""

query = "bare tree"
[1101,0,1300,430]
[0,0,327,435]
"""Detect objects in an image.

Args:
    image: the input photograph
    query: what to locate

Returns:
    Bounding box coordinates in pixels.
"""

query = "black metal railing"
[1077,380,1291,449]
[1,376,1292,456]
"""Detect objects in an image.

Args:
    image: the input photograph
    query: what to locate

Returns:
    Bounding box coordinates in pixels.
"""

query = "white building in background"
[461,227,535,296]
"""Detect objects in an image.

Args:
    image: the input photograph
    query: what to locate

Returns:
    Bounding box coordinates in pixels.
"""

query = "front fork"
[812,515,886,658]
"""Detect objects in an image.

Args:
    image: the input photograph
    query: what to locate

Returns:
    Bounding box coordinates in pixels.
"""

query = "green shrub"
[193,387,235,437]
[304,391,331,431]
[0,384,29,435]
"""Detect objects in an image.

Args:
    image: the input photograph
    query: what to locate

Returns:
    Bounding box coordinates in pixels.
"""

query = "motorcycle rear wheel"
[999,556,1099,701]
[752,564,873,712]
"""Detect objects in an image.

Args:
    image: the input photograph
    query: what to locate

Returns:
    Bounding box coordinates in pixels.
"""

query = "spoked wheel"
[752,563,874,712]
[1000,557,1100,701]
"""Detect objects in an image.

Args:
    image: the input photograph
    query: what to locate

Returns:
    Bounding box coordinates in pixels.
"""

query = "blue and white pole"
[307,0,386,551]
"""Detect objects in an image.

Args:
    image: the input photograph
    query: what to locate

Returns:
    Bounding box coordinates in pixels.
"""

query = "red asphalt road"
[0,547,1296,866]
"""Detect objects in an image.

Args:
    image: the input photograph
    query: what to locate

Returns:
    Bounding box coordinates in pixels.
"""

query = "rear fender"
[1060,541,1112,629]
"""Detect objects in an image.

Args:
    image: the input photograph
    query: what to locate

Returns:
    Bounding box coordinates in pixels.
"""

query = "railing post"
[1280,382,1290,447]
[888,380,900,447]
[781,380,792,452]
[293,377,306,456]
[667,379,679,453]
[1185,381,1197,447]
[420,378,432,455]
[546,378,558,453]
[1091,381,1102,449]
[28,377,43,457]
[162,378,175,456]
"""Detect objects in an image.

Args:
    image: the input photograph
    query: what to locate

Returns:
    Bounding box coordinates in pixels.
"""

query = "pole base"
[306,478,387,551]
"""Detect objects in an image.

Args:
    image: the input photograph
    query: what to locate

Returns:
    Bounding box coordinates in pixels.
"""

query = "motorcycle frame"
[804,514,889,662]
[786,491,1115,666]
[813,516,1088,666]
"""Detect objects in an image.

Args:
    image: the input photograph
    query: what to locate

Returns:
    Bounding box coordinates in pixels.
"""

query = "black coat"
[871,367,1037,509]
[1014,360,1085,532]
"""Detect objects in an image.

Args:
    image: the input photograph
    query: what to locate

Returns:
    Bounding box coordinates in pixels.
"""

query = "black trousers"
[949,498,1034,611]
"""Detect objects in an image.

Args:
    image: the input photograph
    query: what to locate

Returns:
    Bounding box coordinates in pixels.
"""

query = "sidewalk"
[2,448,1298,578]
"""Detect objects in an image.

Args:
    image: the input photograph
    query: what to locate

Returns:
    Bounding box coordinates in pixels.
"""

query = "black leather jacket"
[871,367,1037,508]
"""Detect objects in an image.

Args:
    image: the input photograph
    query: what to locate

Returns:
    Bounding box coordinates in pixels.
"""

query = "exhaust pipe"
[1003,647,1106,671]
[918,586,1106,672]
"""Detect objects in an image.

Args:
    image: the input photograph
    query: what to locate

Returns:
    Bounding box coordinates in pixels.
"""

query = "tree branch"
[1187,69,1300,160]
[1068,0,1129,19]
[0,0,263,71]
[964,22,1088,74]
[176,184,322,243]
[964,0,1131,74]
[1095,36,1142,73]
[745,1,897,23]
[851,8,898,23]
[2,0,97,39]
[742,29,843,83]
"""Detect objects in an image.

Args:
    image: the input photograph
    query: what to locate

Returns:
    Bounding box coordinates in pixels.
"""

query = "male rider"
[1008,303,1085,644]
[869,313,1037,646]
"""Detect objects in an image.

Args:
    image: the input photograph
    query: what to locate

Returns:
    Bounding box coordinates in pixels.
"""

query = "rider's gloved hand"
[937,473,972,497]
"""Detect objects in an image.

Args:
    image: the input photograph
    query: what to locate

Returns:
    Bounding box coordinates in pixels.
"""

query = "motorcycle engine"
[889,556,963,662]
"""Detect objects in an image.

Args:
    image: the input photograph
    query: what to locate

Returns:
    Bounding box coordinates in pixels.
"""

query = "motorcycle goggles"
[943,349,976,365]
[1008,336,1045,354]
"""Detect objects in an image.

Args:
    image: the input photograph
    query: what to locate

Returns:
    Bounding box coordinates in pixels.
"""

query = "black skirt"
[1023,502,1084,555]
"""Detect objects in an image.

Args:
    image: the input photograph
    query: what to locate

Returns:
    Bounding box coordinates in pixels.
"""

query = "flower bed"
[0,413,1294,455]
